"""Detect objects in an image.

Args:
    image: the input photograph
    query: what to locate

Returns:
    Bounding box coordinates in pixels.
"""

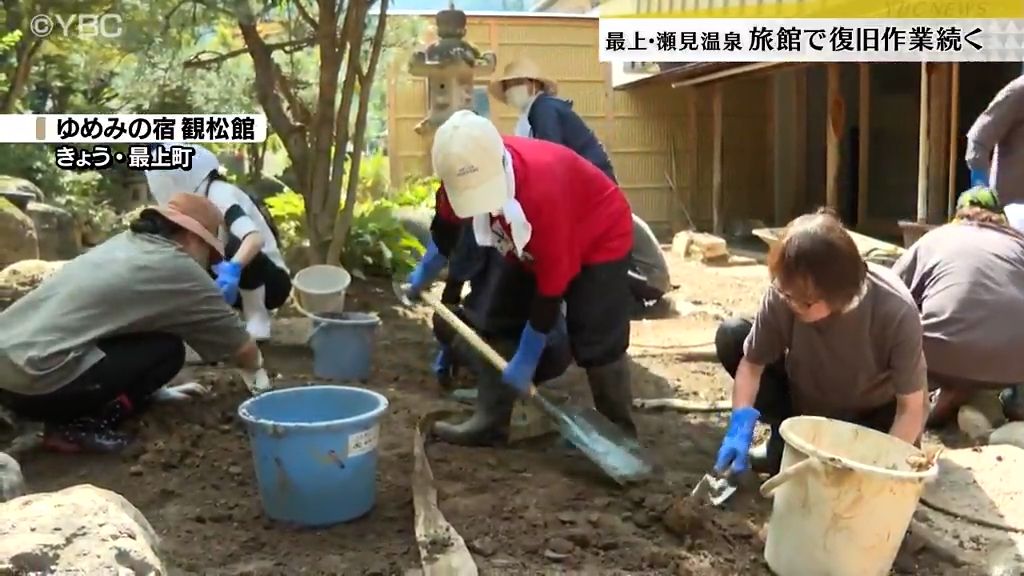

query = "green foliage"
[264,173,437,277]
[391,175,438,208]
[0,145,64,195]
[50,172,126,244]
[263,188,307,252]
[353,152,390,201]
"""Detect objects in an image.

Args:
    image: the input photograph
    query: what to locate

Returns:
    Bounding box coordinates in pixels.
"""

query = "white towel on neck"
[472,149,532,257]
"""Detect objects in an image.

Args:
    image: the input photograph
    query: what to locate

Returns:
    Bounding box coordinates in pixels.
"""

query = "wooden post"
[826,63,844,211]
[857,63,870,228]
[686,87,698,227]
[927,64,952,224]
[794,68,807,213]
[917,62,930,223]
[947,62,961,218]
[712,83,724,235]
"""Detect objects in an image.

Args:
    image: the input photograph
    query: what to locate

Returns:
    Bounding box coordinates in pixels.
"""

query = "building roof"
[614,62,744,90]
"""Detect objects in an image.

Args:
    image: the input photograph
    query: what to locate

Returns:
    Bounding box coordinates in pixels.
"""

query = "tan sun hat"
[487,58,558,104]
[141,192,226,263]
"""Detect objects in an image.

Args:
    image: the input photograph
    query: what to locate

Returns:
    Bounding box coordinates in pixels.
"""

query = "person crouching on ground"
[714,209,928,476]
[403,110,637,436]
[892,189,1024,426]
[145,143,291,341]
[0,194,267,453]
[425,227,572,445]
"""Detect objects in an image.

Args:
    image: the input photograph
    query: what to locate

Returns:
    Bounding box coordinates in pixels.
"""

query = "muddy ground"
[18,256,971,575]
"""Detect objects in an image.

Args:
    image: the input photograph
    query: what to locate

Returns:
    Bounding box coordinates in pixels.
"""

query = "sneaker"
[41,422,130,453]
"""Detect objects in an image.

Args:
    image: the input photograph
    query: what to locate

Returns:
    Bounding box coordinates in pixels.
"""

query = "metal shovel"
[690,470,737,506]
[417,290,655,485]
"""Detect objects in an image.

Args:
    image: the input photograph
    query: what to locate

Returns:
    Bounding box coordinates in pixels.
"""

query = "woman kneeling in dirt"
[891,189,1024,427]
[429,224,572,445]
[0,194,265,453]
[714,209,928,476]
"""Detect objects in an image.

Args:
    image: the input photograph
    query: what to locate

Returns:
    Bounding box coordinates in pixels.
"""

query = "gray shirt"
[0,232,250,396]
[966,75,1024,204]
[892,222,1024,385]
[743,263,927,417]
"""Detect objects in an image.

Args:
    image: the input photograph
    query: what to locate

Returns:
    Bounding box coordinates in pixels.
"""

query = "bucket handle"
[759,453,851,498]
[759,457,821,498]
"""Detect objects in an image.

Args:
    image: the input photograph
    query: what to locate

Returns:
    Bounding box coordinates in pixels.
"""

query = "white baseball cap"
[431,110,508,218]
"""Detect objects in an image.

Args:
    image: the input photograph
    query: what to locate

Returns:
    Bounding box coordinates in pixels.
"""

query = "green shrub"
[264,172,436,278]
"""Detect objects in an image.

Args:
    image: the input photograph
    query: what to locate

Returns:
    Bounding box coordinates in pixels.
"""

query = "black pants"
[433,308,572,384]
[0,333,185,424]
[565,256,632,369]
[714,318,896,431]
[224,234,292,310]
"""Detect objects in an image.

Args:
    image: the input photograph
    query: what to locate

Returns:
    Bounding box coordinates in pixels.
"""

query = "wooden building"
[385,10,1022,241]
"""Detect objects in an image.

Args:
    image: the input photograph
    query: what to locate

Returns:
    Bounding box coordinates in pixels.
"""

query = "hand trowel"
[690,470,737,506]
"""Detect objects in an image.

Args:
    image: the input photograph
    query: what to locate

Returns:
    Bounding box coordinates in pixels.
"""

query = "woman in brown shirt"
[714,209,928,475]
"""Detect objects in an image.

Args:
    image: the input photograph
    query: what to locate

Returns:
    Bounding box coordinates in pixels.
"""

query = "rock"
[990,422,1024,450]
[0,176,45,205]
[0,453,25,503]
[642,494,674,514]
[632,510,654,528]
[958,393,1006,441]
[468,537,497,558]
[393,206,432,249]
[0,198,39,269]
[563,528,592,548]
[0,484,163,574]
[672,231,728,262]
[24,202,80,260]
[545,537,574,556]
[0,259,67,311]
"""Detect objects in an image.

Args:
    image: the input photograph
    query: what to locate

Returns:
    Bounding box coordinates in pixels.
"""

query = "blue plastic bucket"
[237,385,389,526]
[308,312,381,381]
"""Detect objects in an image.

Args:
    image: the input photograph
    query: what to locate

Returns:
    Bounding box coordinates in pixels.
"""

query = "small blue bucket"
[238,385,389,526]
[308,312,381,381]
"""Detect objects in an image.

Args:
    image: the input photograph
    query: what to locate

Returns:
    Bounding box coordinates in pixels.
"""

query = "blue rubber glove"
[406,240,447,300]
[970,168,989,188]
[714,407,761,475]
[502,324,548,393]
[433,344,454,381]
[213,261,243,304]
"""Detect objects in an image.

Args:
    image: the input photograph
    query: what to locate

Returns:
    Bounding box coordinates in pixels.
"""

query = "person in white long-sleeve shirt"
[145,144,291,341]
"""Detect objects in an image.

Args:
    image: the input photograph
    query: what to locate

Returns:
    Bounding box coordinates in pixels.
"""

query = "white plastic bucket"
[292,265,351,315]
[759,416,938,576]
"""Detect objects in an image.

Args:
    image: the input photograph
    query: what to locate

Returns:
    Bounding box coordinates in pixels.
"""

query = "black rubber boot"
[432,367,517,446]
[749,425,784,475]
[586,356,638,437]
[1001,385,1024,421]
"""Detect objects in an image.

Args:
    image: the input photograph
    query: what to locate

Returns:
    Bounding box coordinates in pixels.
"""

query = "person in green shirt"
[0,193,266,453]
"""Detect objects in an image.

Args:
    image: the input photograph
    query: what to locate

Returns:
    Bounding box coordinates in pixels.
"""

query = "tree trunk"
[326,2,389,265]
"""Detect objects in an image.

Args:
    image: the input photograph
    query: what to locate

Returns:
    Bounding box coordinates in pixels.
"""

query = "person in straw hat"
[0,193,268,453]
[489,58,670,313]
[488,57,616,181]
[403,110,638,438]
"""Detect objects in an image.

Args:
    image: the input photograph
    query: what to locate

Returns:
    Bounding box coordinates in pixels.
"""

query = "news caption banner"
[0,114,268,171]
[596,0,1024,62]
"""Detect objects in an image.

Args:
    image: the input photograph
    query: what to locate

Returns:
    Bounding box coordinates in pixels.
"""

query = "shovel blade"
[553,403,655,485]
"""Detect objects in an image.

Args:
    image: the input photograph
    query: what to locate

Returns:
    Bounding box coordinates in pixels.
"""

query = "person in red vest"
[404,110,637,436]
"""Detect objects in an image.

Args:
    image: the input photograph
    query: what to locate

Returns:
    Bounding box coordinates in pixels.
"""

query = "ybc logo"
[30,14,124,39]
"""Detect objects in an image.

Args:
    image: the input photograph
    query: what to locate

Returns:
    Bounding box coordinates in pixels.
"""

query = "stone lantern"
[407,5,497,134]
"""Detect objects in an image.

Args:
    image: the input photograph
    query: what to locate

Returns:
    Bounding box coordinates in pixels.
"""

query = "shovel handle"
[419,291,538,397]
